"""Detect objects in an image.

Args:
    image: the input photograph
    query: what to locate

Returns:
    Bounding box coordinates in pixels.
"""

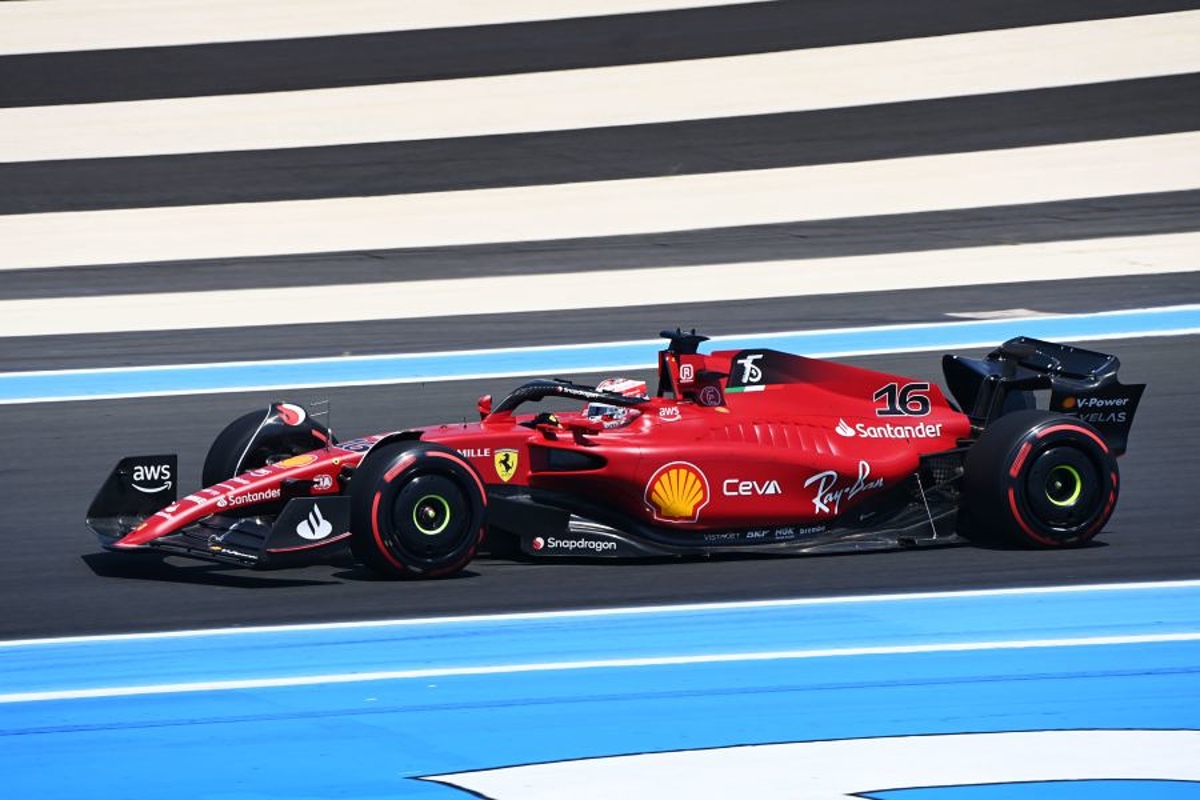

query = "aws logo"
[645,461,710,523]
[131,462,172,494]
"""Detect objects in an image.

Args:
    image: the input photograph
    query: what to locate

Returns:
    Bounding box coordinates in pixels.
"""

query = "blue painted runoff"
[1,582,1198,799]
[1,304,1196,403]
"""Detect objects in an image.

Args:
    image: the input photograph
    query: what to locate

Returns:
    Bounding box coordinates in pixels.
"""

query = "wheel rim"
[412,494,452,535]
[386,473,473,563]
[1024,445,1101,533]
[1045,464,1083,508]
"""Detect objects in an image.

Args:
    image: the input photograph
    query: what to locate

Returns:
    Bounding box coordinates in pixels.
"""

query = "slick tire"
[963,410,1118,548]
[202,408,330,486]
[350,443,487,579]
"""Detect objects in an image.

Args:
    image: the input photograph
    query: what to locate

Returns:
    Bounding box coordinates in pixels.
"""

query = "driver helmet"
[586,377,648,428]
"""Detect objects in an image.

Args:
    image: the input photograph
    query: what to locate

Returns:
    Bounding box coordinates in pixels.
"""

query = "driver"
[585,377,648,428]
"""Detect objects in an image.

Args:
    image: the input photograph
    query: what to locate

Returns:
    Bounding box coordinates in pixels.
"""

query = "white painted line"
[945,308,1061,319]
[1,231,1197,336]
[3,305,1195,403]
[0,0,762,55]
[7,304,1194,378]
[3,631,1198,703]
[4,304,1192,378]
[5,579,1199,648]
[3,133,1200,272]
[2,12,1198,161]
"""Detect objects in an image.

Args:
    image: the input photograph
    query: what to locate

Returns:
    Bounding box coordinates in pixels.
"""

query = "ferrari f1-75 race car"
[87,331,1145,578]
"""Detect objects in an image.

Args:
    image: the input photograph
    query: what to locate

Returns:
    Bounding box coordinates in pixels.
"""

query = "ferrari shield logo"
[494,449,519,483]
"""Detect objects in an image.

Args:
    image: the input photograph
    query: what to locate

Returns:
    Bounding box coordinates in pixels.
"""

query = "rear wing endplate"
[943,337,1145,455]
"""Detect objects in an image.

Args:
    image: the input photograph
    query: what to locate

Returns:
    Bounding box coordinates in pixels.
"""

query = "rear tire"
[963,410,1118,547]
[350,443,487,578]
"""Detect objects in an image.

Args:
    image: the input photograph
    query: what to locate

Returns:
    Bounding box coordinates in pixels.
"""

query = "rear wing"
[943,337,1145,455]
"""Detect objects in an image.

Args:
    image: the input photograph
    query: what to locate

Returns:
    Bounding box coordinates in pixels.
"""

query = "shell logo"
[645,461,710,524]
[275,453,317,469]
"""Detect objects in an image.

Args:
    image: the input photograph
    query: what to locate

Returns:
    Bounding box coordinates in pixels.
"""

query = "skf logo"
[494,449,518,483]
[645,461,709,524]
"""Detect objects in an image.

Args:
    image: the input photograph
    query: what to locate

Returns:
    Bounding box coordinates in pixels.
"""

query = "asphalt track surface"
[1,331,1194,641]
[2,0,1198,641]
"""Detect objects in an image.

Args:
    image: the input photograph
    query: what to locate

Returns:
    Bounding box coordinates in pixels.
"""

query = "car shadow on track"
[329,564,487,582]
[80,551,343,588]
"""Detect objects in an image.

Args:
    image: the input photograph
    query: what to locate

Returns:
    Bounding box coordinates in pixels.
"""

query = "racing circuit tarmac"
[2,2,1199,796]
[0,0,1196,644]
[1,328,1196,640]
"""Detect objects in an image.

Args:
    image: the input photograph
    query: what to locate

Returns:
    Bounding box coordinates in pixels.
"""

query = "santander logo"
[835,418,944,440]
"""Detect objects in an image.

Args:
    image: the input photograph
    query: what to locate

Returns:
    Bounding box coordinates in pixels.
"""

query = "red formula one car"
[87,331,1145,578]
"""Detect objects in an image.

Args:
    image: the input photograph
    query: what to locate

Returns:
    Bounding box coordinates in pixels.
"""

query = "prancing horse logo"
[494,449,518,483]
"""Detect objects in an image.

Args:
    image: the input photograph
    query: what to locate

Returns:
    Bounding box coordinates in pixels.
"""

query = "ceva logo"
[723,479,782,497]
[835,419,856,437]
[645,461,710,524]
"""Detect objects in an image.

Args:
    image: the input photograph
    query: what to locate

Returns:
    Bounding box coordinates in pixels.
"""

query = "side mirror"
[477,394,493,420]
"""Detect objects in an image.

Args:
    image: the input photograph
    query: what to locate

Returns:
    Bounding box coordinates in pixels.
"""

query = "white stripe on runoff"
[0,0,763,56]
[1,132,1198,271]
[1,233,1196,337]
[1,12,1197,161]
[5,579,1197,648]
[2,632,1198,703]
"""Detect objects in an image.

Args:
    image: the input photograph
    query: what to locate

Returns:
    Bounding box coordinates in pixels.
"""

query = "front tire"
[202,406,331,486]
[350,443,487,578]
[963,410,1118,547]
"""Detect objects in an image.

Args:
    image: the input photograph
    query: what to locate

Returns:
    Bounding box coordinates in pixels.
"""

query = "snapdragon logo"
[536,536,617,553]
[835,419,943,439]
